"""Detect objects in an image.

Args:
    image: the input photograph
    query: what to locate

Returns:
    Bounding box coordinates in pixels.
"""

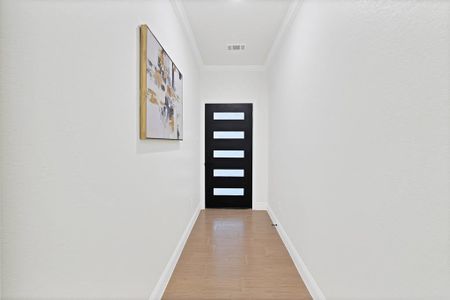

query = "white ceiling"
[177,0,296,66]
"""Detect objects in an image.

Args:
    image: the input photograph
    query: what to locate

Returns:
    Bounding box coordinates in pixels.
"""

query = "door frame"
[204,103,253,209]
[200,100,255,209]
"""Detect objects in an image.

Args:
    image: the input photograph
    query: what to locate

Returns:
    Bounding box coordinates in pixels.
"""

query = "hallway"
[163,210,311,299]
[1,0,449,299]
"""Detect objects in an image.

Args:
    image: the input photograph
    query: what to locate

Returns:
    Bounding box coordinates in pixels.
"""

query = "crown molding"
[171,0,302,71]
[170,0,204,67]
[264,0,303,69]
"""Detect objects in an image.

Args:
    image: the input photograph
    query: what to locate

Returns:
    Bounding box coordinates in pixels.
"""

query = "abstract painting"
[140,25,183,140]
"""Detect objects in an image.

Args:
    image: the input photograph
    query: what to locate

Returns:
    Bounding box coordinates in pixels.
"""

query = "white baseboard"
[149,204,201,300]
[253,202,267,210]
[267,206,326,300]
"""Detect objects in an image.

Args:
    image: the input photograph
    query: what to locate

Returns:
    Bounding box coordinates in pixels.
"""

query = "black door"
[205,104,252,208]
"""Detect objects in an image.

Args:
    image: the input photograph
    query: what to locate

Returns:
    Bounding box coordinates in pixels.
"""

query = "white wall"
[0,0,200,299]
[267,0,449,299]
[200,67,269,210]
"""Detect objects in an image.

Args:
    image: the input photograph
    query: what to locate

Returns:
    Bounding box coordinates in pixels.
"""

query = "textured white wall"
[199,68,269,209]
[0,0,200,299]
[267,0,449,299]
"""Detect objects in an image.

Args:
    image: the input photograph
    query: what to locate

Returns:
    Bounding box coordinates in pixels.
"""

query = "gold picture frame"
[140,25,183,140]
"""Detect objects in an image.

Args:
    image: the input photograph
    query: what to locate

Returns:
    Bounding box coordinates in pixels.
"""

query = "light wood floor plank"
[163,209,312,299]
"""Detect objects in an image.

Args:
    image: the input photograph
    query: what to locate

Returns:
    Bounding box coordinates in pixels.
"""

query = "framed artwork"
[140,25,183,140]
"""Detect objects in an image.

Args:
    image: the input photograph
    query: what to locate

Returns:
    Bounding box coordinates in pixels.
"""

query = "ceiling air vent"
[227,44,246,51]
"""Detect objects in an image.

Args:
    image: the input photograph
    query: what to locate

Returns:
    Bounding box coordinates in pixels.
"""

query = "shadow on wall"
[136,139,181,154]
[134,25,181,155]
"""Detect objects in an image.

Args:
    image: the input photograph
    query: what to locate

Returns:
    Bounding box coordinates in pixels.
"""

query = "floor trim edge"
[253,202,268,210]
[149,204,201,300]
[267,206,326,300]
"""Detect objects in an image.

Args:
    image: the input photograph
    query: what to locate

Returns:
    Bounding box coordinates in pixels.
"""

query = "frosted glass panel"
[213,150,245,158]
[213,188,245,196]
[213,131,245,139]
[214,169,244,177]
[213,112,245,120]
